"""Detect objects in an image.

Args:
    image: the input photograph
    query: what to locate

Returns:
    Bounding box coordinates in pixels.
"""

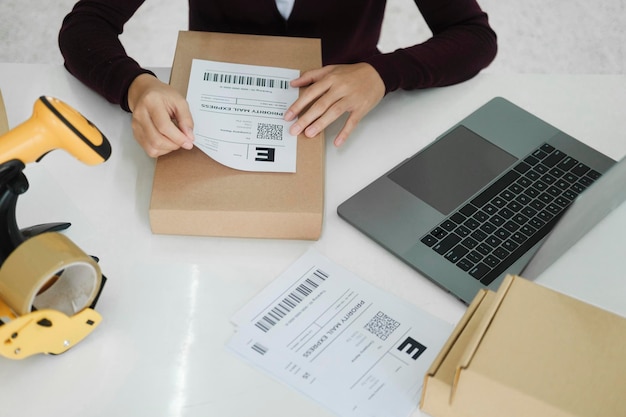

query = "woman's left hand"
[284,63,385,147]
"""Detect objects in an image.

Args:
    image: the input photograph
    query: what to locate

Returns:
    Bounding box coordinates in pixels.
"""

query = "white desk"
[1,64,625,417]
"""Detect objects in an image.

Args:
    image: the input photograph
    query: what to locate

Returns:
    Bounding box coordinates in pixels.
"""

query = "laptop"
[337,97,617,304]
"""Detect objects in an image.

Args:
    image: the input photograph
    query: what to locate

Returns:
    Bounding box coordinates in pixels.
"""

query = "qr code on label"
[257,123,283,140]
[364,311,400,341]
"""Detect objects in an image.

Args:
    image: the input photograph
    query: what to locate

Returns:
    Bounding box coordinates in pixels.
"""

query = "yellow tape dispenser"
[0,233,104,359]
[0,94,110,359]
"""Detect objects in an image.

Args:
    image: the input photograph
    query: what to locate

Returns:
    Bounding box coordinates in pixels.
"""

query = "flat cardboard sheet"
[0,90,8,135]
[149,31,324,239]
[420,275,626,417]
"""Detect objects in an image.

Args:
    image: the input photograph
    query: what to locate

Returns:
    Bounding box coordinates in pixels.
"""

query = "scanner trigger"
[35,150,53,163]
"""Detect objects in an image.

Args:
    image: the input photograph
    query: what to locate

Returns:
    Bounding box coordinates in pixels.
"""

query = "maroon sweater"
[59,0,497,111]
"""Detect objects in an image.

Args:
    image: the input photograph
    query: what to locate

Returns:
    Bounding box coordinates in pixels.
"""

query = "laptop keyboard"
[420,143,601,286]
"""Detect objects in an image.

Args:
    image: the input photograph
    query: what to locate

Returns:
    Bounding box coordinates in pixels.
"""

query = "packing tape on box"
[0,232,103,359]
[0,232,102,316]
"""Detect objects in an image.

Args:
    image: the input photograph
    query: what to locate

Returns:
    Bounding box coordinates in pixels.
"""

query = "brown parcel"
[149,31,324,239]
[0,89,8,135]
[420,275,626,417]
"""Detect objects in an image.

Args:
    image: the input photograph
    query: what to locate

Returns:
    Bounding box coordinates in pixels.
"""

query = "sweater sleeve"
[58,0,155,112]
[365,0,497,93]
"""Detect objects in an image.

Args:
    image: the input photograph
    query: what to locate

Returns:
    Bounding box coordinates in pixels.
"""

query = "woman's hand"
[127,74,195,157]
[284,63,385,147]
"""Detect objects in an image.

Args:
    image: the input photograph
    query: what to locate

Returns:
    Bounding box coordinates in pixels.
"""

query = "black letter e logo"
[255,147,276,162]
[397,336,427,360]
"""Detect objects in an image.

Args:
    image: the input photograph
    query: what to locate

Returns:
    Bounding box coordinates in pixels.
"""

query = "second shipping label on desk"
[228,249,453,417]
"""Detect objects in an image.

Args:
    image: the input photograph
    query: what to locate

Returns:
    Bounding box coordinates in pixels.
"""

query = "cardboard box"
[149,32,325,239]
[420,275,626,417]
[0,90,8,135]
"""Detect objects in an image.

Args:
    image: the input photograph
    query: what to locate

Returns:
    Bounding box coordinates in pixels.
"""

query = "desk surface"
[1,64,625,417]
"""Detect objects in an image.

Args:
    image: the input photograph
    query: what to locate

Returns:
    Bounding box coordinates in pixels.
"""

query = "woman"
[59,0,497,157]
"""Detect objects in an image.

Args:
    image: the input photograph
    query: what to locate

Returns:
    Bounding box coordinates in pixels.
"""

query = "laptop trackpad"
[388,125,517,216]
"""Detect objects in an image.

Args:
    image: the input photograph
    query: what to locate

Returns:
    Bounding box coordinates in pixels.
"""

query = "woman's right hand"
[127,74,195,157]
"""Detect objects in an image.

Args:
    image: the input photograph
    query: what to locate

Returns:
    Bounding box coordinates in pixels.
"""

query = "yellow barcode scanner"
[0,96,110,359]
[0,96,111,165]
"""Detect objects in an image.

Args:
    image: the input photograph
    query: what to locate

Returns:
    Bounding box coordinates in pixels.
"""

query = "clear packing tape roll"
[0,232,103,359]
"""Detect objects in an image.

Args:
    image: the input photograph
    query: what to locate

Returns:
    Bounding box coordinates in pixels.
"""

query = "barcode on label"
[203,72,289,89]
[255,269,329,333]
[252,343,268,355]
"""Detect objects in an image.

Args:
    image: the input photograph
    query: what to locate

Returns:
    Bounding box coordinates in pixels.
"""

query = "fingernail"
[290,124,303,136]
[305,126,318,137]
[284,110,294,121]
[182,141,194,150]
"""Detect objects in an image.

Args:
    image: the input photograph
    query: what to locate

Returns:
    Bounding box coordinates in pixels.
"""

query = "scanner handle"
[0,96,111,165]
